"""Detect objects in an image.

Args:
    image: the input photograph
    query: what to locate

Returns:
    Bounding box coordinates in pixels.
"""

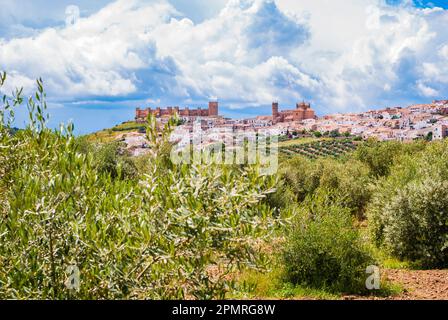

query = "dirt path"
[383,269,448,300]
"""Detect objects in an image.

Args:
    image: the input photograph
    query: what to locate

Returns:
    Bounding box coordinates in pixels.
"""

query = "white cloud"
[439,44,448,59]
[274,0,448,110]
[0,71,35,96]
[417,81,439,97]
[1,0,448,114]
[1,0,178,98]
[149,0,315,105]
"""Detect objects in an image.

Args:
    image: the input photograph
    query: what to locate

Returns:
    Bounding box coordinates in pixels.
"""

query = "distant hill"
[85,121,145,143]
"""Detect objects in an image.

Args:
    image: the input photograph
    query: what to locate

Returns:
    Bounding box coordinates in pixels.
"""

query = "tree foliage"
[278,156,372,217]
[367,141,448,268]
[282,196,375,294]
[0,73,278,299]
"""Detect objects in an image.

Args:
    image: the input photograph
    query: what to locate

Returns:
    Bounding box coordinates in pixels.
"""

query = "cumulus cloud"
[148,0,315,105]
[1,0,448,115]
[0,0,180,99]
[277,0,448,110]
[245,1,310,55]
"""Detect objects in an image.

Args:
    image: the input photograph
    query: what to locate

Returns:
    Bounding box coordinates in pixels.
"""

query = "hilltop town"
[96,99,448,156]
[133,99,448,142]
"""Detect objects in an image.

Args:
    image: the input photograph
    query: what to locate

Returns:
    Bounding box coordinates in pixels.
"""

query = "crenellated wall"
[136,102,219,121]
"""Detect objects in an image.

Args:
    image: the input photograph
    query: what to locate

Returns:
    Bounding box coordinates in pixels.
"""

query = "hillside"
[85,121,145,143]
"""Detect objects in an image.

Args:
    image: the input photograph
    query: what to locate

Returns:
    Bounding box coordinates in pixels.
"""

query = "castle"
[271,101,316,123]
[136,101,219,122]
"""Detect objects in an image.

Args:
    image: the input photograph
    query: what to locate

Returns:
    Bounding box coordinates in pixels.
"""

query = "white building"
[433,125,448,140]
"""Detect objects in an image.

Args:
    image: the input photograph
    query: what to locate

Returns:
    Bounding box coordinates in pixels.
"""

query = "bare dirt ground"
[344,269,448,300]
[383,269,448,300]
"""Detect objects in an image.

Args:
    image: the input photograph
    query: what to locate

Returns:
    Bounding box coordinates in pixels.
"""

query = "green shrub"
[266,180,296,211]
[74,136,93,154]
[354,139,427,177]
[111,122,145,132]
[93,141,138,180]
[282,201,375,294]
[316,159,371,216]
[278,156,322,202]
[75,136,138,181]
[0,74,278,299]
[379,179,448,268]
[368,140,448,268]
[279,157,371,216]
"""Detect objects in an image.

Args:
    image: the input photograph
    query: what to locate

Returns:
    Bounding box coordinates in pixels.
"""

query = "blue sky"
[1,0,448,134]
[386,0,448,8]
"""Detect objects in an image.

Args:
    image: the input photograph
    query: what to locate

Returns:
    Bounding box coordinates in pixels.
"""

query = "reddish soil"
[344,269,448,300]
[383,269,448,300]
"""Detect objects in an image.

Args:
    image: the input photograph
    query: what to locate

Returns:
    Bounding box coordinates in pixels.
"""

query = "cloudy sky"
[1,0,448,133]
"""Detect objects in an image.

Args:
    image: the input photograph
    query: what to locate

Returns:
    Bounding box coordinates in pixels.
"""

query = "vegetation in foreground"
[1,72,447,299]
[0,74,279,299]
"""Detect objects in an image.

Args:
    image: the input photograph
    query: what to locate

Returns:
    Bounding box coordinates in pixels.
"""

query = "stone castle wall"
[136,101,219,121]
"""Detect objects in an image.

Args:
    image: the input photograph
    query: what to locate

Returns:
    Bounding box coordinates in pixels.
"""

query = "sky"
[1,0,448,134]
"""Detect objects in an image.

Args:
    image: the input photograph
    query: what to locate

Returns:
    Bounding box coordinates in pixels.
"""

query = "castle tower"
[272,102,279,122]
[209,101,219,117]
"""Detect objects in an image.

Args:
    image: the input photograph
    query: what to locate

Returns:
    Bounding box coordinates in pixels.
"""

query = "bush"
[279,157,372,216]
[0,74,278,299]
[93,141,138,180]
[354,139,427,177]
[111,123,145,132]
[317,159,372,217]
[368,140,448,268]
[265,179,296,211]
[74,136,93,154]
[75,136,139,181]
[378,179,448,268]
[282,202,375,294]
[278,156,323,202]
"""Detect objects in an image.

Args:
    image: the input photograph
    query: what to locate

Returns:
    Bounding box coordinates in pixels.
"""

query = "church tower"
[208,101,219,117]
